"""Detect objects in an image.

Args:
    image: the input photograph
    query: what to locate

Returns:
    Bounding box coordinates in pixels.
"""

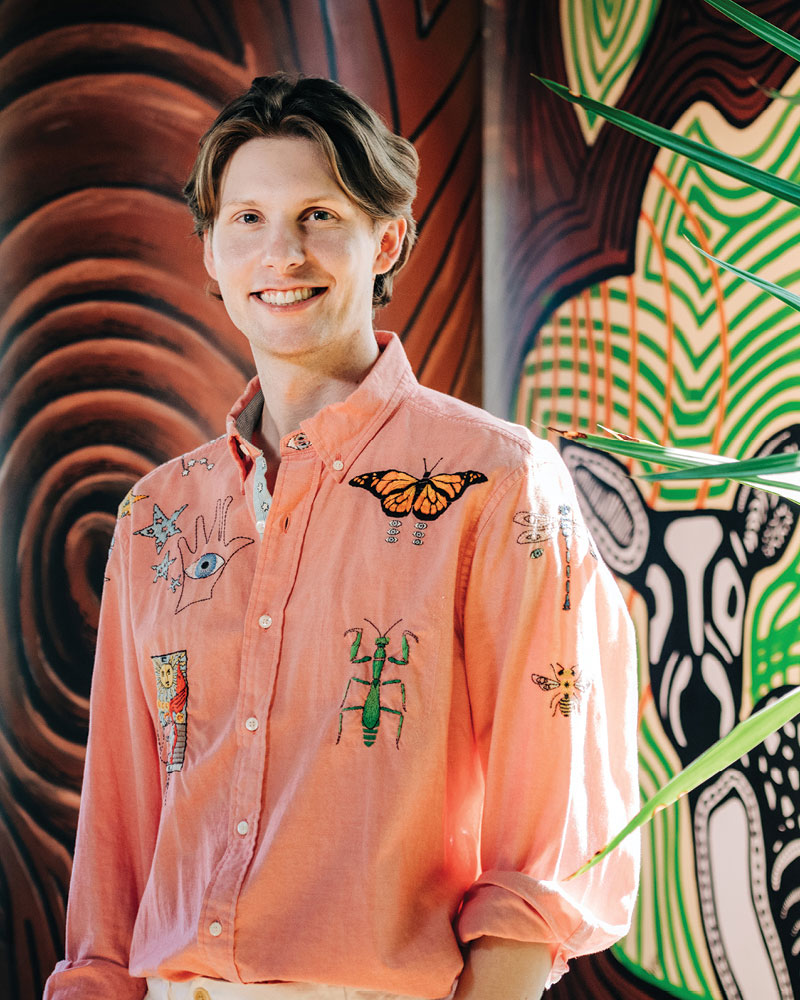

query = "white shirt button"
[256,519,265,532]
[209,920,222,937]
[258,614,272,629]
[245,716,259,732]
[237,820,249,836]
[333,459,344,471]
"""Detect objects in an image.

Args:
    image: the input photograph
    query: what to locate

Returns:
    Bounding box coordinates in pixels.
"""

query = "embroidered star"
[170,577,182,592]
[151,550,176,583]
[134,503,188,553]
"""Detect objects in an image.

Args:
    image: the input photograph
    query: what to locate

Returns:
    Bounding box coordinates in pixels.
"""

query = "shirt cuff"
[456,871,634,989]
[43,958,147,1000]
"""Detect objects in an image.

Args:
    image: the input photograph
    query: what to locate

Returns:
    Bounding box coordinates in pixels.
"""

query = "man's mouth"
[256,287,324,306]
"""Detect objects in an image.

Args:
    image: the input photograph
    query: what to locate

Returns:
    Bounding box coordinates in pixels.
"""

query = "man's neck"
[250,335,380,458]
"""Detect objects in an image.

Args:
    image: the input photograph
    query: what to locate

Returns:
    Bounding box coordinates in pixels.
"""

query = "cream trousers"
[145,977,452,1000]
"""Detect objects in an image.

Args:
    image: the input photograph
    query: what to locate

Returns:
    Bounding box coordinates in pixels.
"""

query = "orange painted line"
[571,296,580,426]
[640,209,675,508]
[627,275,639,474]
[549,306,559,445]
[652,165,730,509]
[583,288,598,428]
[532,322,544,431]
[638,683,654,726]
[601,281,613,428]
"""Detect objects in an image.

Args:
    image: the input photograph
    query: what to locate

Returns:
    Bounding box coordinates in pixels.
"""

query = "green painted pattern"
[560,0,661,143]
[520,70,800,999]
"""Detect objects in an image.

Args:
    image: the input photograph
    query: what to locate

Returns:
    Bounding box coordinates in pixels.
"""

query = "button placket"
[201,455,321,978]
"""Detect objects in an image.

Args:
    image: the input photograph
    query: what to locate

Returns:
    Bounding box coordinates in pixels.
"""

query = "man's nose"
[260,223,304,269]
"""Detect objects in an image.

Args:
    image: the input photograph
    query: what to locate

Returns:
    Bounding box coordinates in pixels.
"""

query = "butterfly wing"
[349,470,420,517]
[412,470,488,521]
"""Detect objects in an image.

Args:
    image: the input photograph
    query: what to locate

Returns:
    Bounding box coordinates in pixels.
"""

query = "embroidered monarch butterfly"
[349,458,487,521]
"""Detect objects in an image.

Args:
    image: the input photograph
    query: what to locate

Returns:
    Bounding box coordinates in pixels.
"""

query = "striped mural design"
[521,60,800,1000]
[560,0,662,145]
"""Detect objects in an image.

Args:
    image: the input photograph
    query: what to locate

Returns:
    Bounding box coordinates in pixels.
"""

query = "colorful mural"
[502,3,800,999]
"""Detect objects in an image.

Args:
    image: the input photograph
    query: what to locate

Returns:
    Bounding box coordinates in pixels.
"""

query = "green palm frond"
[532,74,800,209]
[569,685,800,878]
[554,427,800,504]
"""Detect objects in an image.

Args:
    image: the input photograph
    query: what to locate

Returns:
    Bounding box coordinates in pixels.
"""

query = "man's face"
[203,135,405,365]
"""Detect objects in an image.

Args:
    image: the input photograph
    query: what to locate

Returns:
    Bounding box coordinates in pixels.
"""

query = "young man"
[45,74,639,1000]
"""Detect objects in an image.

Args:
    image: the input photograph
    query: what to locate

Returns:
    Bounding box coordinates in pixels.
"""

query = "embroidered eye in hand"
[184,552,226,580]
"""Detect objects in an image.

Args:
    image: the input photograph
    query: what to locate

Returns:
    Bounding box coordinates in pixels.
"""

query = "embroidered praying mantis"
[336,618,418,748]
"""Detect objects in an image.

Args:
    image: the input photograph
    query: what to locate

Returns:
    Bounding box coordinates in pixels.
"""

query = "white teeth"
[258,287,316,305]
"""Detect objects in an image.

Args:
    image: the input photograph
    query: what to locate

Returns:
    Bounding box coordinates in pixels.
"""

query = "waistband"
[145,977,451,1000]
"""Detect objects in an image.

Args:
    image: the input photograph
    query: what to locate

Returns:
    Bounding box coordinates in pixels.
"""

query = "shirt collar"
[226,331,417,486]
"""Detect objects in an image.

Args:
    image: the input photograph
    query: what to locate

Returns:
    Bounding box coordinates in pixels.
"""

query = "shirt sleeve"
[455,443,640,988]
[44,515,160,1000]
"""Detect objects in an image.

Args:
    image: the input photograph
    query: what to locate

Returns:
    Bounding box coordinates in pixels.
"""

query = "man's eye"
[308,209,334,222]
[239,212,260,224]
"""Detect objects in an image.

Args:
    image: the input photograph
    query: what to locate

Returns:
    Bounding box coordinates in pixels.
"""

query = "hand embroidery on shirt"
[531,662,585,717]
[175,496,254,613]
[336,619,418,748]
[513,504,596,610]
[151,649,189,781]
[117,488,148,519]
[349,458,487,545]
[181,455,215,476]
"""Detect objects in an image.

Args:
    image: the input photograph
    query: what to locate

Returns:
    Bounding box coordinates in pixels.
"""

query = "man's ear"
[373,218,407,275]
[203,231,217,281]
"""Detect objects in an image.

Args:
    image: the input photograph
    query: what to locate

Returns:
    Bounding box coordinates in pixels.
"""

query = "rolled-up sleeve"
[456,445,640,987]
[44,514,159,1000]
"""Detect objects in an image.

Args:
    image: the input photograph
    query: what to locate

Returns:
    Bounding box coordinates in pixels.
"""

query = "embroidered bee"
[349,458,487,521]
[531,662,585,717]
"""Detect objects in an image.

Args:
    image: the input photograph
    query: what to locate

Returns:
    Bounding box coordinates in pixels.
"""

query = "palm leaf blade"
[533,76,800,209]
[686,237,800,314]
[702,0,800,63]
[569,686,800,878]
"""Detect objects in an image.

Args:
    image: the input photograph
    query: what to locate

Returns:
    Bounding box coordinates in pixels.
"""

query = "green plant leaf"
[685,237,800,314]
[702,0,800,63]
[569,685,800,879]
[554,429,800,504]
[533,75,800,209]
[642,450,800,483]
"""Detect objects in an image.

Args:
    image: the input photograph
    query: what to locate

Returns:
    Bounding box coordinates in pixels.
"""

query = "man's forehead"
[218,136,351,202]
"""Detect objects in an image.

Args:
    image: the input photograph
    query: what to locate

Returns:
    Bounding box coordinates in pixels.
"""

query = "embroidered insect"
[349,458,487,522]
[531,662,585,717]
[336,619,418,748]
[513,505,595,610]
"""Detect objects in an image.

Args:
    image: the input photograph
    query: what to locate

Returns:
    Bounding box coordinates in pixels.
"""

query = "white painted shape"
[711,557,746,657]
[701,653,735,739]
[669,654,693,748]
[664,517,723,656]
[708,799,782,1000]
[646,562,673,664]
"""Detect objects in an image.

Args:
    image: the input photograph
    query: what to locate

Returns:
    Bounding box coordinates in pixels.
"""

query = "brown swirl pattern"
[0,2,480,995]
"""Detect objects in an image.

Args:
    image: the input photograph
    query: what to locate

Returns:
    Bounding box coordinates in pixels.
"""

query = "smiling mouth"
[256,287,324,306]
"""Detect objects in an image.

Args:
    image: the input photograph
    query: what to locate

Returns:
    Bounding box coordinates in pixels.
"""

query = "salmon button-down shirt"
[45,331,639,1000]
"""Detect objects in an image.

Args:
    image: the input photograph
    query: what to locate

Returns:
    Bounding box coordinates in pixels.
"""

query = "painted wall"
[5,2,800,999]
[0,3,480,997]
[484,2,800,998]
